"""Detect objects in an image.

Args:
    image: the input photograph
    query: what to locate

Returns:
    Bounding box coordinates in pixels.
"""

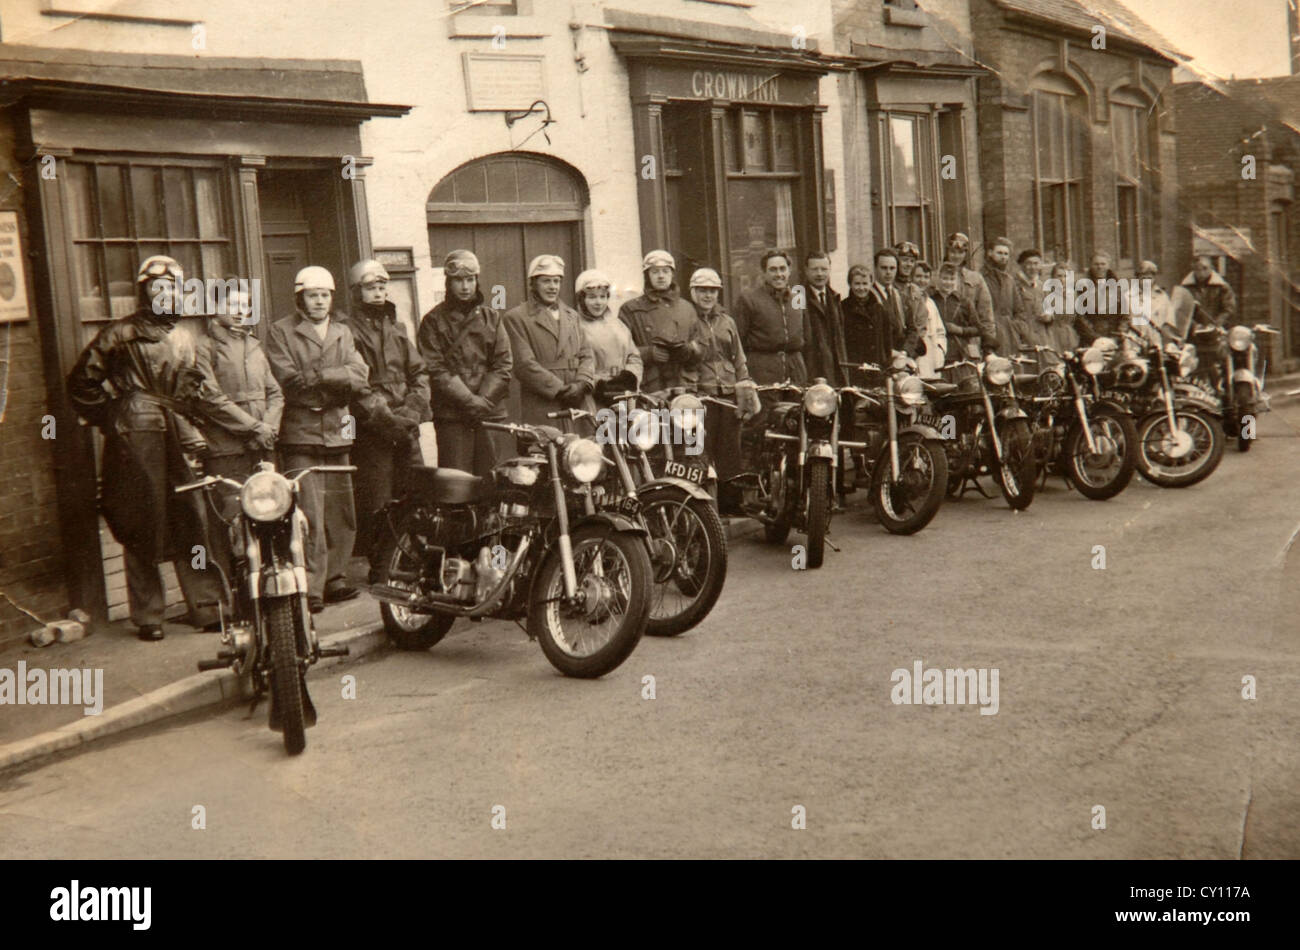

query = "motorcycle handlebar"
[174,475,242,494]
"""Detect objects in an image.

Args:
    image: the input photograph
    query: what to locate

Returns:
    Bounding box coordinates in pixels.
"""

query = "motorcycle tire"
[373,522,455,651]
[992,419,1036,511]
[1062,406,1137,500]
[267,596,307,756]
[530,525,651,678]
[1232,385,1255,452]
[640,489,728,637]
[870,434,948,535]
[804,459,832,569]
[1136,409,1224,488]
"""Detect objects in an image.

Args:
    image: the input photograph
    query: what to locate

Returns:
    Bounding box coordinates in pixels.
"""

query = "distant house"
[1174,76,1300,368]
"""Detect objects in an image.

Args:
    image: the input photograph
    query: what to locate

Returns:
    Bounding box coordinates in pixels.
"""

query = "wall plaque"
[463,53,547,111]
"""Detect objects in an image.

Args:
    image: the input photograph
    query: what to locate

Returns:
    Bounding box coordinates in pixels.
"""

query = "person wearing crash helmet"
[342,259,431,578]
[66,255,265,640]
[617,249,704,393]
[503,253,596,430]
[574,268,642,404]
[417,249,514,476]
[688,267,760,514]
[266,265,380,612]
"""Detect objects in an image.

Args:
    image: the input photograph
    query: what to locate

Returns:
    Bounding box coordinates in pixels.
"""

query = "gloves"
[247,422,277,452]
[736,380,762,421]
[319,366,354,393]
[393,406,422,429]
[373,407,413,443]
[679,340,704,364]
[558,383,590,408]
[466,395,496,419]
[650,344,672,364]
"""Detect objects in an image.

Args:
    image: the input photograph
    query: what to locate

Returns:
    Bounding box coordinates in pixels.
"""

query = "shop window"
[62,157,234,341]
[1112,100,1156,267]
[1032,89,1090,266]
[721,107,802,293]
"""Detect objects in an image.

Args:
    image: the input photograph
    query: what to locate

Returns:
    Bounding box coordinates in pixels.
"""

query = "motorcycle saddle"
[409,466,492,505]
[924,381,959,396]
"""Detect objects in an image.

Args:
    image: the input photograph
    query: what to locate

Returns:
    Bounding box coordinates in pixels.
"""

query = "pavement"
[0,520,762,774]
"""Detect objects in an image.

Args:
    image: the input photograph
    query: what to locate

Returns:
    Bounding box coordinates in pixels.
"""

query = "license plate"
[664,460,707,484]
[598,495,641,517]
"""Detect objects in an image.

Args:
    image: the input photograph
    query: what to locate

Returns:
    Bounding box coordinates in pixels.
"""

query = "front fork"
[547,442,579,599]
[980,382,1005,462]
[886,376,901,480]
[1072,378,1100,454]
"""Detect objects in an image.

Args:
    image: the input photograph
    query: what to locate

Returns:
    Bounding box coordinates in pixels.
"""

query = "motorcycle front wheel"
[1063,406,1137,500]
[266,596,307,756]
[993,419,1037,511]
[1232,384,1255,452]
[530,525,651,678]
[804,458,832,568]
[640,489,727,637]
[870,434,948,535]
[1136,409,1224,488]
[373,522,456,651]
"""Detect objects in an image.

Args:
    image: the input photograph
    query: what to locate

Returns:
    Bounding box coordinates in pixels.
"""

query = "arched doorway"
[427,154,588,309]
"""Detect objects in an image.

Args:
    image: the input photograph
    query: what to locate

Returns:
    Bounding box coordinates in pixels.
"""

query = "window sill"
[448,15,548,39]
[41,0,201,26]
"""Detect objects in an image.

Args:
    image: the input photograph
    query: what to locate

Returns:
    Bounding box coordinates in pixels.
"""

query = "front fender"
[1090,397,1132,417]
[900,423,943,441]
[261,565,305,597]
[571,511,649,536]
[639,476,714,503]
[998,406,1029,421]
[807,440,834,459]
[1172,382,1221,416]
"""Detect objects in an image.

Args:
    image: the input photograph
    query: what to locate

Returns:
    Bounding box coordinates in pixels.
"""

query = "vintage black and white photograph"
[0,0,1295,896]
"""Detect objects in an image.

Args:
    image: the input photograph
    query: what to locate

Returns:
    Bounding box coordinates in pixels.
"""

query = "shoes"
[200,619,223,632]
[323,579,359,604]
[308,596,325,614]
[137,624,164,642]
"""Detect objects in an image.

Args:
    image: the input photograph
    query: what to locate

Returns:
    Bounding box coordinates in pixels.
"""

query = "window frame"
[1030,88,1090,266]
[1111,100,1155,268]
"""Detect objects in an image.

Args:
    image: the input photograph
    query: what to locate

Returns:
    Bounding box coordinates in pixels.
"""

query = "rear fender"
[1172,382,1221,416]
[900,423,943,441]
[571,511,649,537]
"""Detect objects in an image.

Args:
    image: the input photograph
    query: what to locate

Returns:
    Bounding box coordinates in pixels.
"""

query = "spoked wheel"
[640,489,728,637]
[870,434,948,535]
[266,596,306,756]
[1063,407,1137,500]
[374,523,455,651]
[804,459,832,569]
[1136,409,1224,487]
[530,525,651,678]
[992,419,1036,510]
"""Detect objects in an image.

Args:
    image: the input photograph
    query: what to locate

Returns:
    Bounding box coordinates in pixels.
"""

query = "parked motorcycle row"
[175,324,1275,754]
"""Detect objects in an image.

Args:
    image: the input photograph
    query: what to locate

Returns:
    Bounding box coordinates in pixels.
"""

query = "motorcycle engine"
[440,557,478,603]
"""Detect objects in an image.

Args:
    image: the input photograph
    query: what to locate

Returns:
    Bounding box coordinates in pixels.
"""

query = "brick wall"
[0,111,70,645]
[969,0,1181,275]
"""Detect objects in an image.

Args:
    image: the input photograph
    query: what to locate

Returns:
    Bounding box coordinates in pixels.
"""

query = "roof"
[1180,74,1300,133]
[993,0,1184,61]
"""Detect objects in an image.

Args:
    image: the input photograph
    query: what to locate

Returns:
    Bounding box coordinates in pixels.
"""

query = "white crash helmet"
[689,267,723,289]
[294,266,336,293]
[642,249,675,271]
[575,269,613,296]
[528,254,565,279]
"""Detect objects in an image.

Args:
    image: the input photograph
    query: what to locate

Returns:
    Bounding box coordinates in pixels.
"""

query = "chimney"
[1291,0,1300,73]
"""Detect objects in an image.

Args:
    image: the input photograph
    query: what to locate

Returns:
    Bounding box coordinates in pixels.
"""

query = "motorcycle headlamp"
[984,356,1013,387]
[1177,344,1198,378]
[625,408,658,452]
[1093,336,1119,363]
[1228,325,1254,352]
[240,470,293,522]
[669,393,704,432]
[1082,346,1106,375]
[897,375,927,407]
[803,383,838,417]
[891,352,918,374]
[565,438,605,483]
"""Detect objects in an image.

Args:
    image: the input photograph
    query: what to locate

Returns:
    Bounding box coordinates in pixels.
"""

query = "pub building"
[608,9,843,297]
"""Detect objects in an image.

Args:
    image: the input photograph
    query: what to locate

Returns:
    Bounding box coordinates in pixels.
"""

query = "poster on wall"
[0,211,30,324]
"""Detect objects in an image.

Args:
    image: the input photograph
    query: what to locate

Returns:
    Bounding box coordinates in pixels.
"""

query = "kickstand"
[824,536,842,553]
[959,475,994,499]
[246,689,264,720]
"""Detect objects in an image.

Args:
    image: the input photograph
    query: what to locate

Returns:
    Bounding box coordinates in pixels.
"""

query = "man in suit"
[803,250,848,387]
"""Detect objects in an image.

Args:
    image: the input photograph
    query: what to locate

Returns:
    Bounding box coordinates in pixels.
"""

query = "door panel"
[263,235,311,326]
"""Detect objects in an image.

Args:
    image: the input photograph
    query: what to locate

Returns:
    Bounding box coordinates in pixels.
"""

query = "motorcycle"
[1189,322,1279,453]
[368,419,652,679]
[840,359,951,535]
[1101,331,1224,487]
[176,461,355,756]
[929,355,1038,510]
[1021,341,1138,500]
[560,394,728,638]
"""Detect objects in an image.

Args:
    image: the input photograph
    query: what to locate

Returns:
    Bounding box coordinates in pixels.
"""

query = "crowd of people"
[66,238,1242,641]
